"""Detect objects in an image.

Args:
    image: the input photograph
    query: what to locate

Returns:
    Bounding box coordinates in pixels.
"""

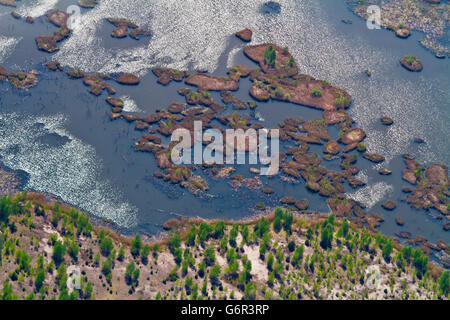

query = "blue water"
[0,1,448,249]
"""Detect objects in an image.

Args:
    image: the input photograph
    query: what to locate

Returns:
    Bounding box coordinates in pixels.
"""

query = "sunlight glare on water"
[0,112,138,228]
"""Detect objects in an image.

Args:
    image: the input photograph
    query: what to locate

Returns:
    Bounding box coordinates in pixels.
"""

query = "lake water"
[0,0,449,246]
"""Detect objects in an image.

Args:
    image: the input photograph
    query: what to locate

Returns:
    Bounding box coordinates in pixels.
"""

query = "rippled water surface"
[0,0,449,242]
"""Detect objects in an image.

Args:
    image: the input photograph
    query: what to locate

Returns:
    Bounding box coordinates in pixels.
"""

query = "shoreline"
[0,189,447,300]
[3,165,448,270]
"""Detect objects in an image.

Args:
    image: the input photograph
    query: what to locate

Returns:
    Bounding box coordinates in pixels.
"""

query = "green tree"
[413,249,428,279]
[381,240,394,263]
[337,218,349,238]
[214,221,225,239]
[267,252,274,271]
[292,245,304,266]
[186,226,196,246]
[225,260,239,278]
[117,246,125,262]
[1,279,17,300]
[15,250,31,274]
[273,214,282,233]
[100,236,114,257]
[131,234,142,258]
[204,248,216,266]
[35,268,45,291]
[264,46,277,67]
[0,196,13,223]
[168,234,181,253]
[288,240,296,252]
[198,222,213,244]
[244,283,257,300]
[439,270,449,297]
[209,265,221,285]
[229,225,238,247]
[320,224,333,249]
[254,217,270,238]
[125,261,139,286]
[240,225,249,244]
[173,248,183,265]
[288,56,295,67]
[102,258,113,276]
[25,292,35,300]
[67,240,79,261]
[52,241,66,266]
[198,261,206,278]
[141,244,150,264]
[84,281,93,299]
[282,211,294,234]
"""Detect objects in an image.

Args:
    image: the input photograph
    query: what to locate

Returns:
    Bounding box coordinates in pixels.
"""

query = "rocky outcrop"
[46,61,63,71]
[0,163,27,195]
[381,117,393,125]
[426,164,448,185]
[83,73,116,96]
[379,169,392,175]
[6,70,39,90]
[249,72,351,111]
[11,11,21,19]
[402,170,417,185]
[106,97,124,109]
[340,128,366,145]
[168,103,185,114]
[221,91,246,109]
[36,36,59,53]
[280,196,296,205]
[302,119,329,140]
[107,18,136,35]
[228,65,251,80]
[382,200,397,210]
[363,153,385,163]
[116,73,140,85]
[35,10,71,53]
[262,187,274,194]
[129,28,151,40]
[181,176,209,194]
[185,74,239,91]
[323,110,349,124]
[152,68,188,85]
[0,65,8,81]
[395,26,411,38]
[249,83,271,101]
[327,197,355,218]
[352,1,448,56]
[395,216,404,226]
[323,140,340,155]
[78,0,98,8]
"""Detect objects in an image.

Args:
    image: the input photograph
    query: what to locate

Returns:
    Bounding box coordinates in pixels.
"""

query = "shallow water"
[0,0,449,245]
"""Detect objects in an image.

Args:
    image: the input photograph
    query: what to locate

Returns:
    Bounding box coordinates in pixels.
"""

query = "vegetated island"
[400,55,423,72]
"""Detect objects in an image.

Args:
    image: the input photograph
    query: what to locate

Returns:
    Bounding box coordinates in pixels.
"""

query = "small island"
[400,55,423,72]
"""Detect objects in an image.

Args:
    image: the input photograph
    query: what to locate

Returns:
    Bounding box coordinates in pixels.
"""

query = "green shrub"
[311,88,322,97]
